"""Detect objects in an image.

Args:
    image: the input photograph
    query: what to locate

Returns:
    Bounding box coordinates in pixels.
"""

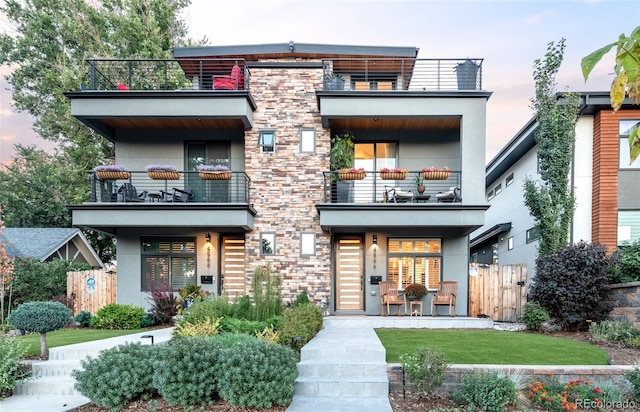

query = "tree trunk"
[40,332,47,358]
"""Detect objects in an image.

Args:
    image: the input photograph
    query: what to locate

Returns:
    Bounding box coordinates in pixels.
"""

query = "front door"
[220,236,245,298]
[335,237,364,311]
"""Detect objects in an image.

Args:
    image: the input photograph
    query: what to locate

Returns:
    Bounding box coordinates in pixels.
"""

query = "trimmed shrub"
[278,303,323,353]
[153,336,224,407]
[74,311,92,327]
[451,370,517,412]
[172,316,222,337]
[611,239,640,283]
[625,367,640,400]
[529,241,614,330]
[90,303,145,329]
[218,339,297,408]
[589,320,638,344]
[220,317,268,335]
[521,302,550,331]
[8,301,71,357]
[140,313,157,328]
[179,297,235,325]
[399,347,448,398]
[0,336,31,399]
[73,343,157,410]
[293,289,310,307]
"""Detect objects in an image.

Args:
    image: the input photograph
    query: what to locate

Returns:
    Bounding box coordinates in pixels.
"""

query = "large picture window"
[619,119,640,169]
[387,238,441,290]
[142,238,196,291]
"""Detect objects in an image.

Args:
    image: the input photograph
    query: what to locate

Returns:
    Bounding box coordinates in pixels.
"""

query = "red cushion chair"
[213,64,241,90]
[117,82,129,91]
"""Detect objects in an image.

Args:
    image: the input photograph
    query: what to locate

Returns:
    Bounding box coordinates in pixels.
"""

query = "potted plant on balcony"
[421,166,451,180]
[338,167,366,181]
[93,164,131,180]
[325,72,345,90]
[415,173,425,194]
[404,283,428,301]
[146,164,181,180]
[197,164,231,180]
[379,167,408,180]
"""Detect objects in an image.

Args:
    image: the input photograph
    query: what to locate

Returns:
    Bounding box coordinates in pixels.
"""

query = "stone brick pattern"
[606,281,640,329]
[243,63,331,305]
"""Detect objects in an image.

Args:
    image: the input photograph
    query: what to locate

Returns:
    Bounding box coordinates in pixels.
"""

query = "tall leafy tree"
[523,39,581,259]
[581,26,640,164]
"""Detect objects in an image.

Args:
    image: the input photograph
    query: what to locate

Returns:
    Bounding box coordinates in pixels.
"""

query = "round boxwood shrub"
[90,303,145,329]
[72,343,157,410]
[218,339,297,408]
[8,301,71,357]
[74,310,92,327]
[451,370,517,412]
[153,336,225,407]
[278,303,323,352]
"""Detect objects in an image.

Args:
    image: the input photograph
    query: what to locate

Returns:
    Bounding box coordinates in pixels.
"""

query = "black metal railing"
[322,171,462,204]
[85,58,249,91]
[322,58,483,91]
[89,171,251,204]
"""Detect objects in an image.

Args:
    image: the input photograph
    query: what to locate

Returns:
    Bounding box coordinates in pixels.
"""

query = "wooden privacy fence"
[67,269,117,315]
[468,264,527,322]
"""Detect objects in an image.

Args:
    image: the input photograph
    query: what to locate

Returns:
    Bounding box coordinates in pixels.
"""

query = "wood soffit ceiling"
[102,117,247,130]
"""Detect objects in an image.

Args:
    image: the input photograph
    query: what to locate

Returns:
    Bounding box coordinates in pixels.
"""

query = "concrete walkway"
[0,328,173,412]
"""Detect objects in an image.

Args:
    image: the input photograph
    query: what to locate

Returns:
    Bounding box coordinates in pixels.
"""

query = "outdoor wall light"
[372,234,377,244]
[205,232,211,243]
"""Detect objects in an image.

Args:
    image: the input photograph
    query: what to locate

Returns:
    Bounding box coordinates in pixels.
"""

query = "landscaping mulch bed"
[71,330,640,412]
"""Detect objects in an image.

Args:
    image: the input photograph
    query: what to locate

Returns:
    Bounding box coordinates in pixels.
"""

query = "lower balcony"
[68,171,256,234]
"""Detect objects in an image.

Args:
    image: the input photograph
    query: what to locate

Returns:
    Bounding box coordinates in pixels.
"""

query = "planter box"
[199,171,231,180]
[422,171,450,180]
[380,171,408,180]
[95,171,131,180]
[338,171,366,181]
[148,170,181,180]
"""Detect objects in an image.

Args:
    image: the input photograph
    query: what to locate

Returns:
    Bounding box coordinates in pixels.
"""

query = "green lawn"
[16,328,149,357]
[375,329,609,365]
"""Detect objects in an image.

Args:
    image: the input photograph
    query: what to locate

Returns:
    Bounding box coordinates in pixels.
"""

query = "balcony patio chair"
[118,183,147,202]
[212,63,243,90]
[379,280,406,316]
[430,281,457,317]
[435,187,461,203]
[384,186,414,203]
[164,187,193,203]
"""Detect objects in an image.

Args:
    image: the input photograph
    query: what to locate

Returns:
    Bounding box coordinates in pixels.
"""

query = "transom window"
[141,238,196,291]
[387,238,441,290]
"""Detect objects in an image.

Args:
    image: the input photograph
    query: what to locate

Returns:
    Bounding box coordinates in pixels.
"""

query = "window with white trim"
[508,236,514,250]
[387,238,441,290]
[259,130,275,153]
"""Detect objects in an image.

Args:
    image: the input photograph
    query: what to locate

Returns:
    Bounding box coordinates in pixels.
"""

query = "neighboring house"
[0,227,103,268]
[65,42,491,315]
[471,92,640,276]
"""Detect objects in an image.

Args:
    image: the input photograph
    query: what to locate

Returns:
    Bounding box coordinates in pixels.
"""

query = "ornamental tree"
[0,207,14,324]
[8,301,71,358]
[523,39,581,259]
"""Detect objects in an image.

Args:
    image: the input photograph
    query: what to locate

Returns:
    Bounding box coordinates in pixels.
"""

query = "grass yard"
[375,329,609,365]
[17,328,150,357]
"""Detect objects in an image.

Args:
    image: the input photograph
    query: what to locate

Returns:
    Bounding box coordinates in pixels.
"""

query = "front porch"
[323,315,493,329]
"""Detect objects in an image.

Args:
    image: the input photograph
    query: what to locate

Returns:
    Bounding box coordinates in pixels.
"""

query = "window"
[619,119,640,168]
[494,183,502,196]
[506,173,514,187]
[259,130,275,153]
[387,238,441,290]
[491,243,499,264]
[300,232,316,256]
[618,210,640,245]
[526,227,541,243]
[261,232,275,255]
[471,252,478,263]
[508,236,514,250]
[300,129,315,153]
[354,142,398,203]
[487,189,494,201]
[141,238,196,291]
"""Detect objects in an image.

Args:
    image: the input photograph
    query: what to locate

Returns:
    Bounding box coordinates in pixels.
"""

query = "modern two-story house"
[66,42,491,315]
[471,92,640,275]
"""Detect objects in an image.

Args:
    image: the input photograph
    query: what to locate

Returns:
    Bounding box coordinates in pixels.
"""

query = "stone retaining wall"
[388,364,635,394]
[606,281,640,329]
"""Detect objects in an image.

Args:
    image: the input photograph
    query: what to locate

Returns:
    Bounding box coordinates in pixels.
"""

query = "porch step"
[31,360,82,378]
[294,376,388,397]
[13,376,81,396]
[287,395,392,412]
[297,361,385,378]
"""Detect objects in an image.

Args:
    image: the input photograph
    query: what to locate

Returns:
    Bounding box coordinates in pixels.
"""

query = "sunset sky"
[1,0,638,166]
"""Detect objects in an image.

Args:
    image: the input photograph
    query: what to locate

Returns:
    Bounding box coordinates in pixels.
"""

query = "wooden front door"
[336,238,364,311]
[220,236,245,298]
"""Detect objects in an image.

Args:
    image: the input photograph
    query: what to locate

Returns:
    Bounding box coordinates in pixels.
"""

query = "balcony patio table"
[413,194,431,203]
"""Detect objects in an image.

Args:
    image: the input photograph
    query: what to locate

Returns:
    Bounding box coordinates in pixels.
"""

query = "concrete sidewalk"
[0,328,173,412]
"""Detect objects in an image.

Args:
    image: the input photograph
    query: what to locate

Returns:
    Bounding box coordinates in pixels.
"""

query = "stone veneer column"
[244,64,331,304]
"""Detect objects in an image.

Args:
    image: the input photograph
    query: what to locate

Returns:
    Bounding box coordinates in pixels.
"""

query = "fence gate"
[67,269,117,315]
[468,264,527,322]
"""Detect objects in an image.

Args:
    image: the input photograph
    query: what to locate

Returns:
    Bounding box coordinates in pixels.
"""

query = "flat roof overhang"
[68,204,257,235]
[317,91,492,129]
[65,91,255,142]
[469,222,512,248]
[315,204,488,236]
